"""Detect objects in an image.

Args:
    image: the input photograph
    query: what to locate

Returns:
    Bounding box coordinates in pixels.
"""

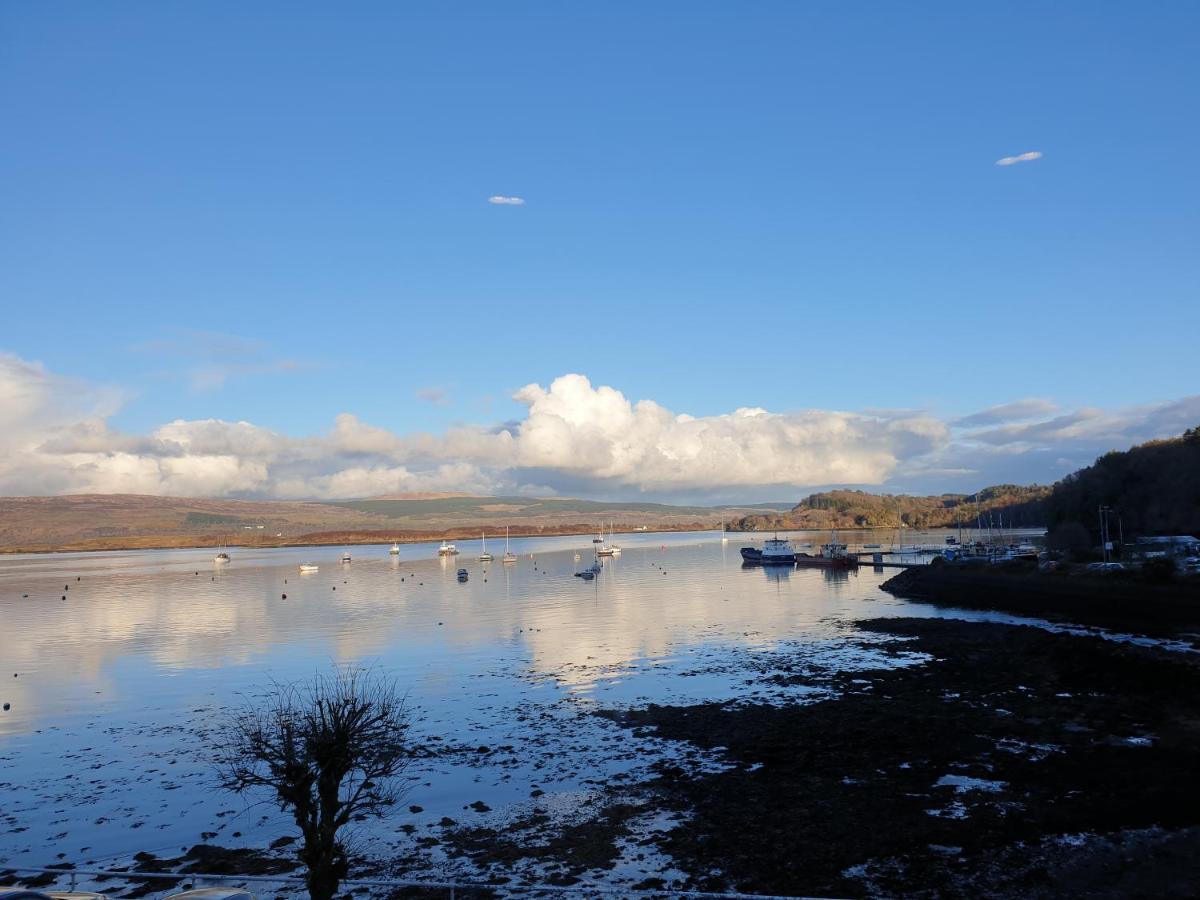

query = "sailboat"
[478,529,493,562]
[596,521,621,556]
[721,521,729,543]
[214,535,230,563]
[502,526,518,564]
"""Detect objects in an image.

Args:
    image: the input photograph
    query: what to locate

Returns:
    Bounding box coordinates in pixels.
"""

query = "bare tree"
[218,667,414,900]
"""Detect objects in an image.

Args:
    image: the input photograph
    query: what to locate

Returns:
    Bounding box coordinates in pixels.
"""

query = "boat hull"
[740,547,796,565]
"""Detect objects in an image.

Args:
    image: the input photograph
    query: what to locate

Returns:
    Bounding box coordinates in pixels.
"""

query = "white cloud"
[488,195,526,205]
[2,353,1196,501]
[995,151,1043,167]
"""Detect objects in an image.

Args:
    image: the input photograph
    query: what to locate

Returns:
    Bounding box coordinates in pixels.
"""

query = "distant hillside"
[331,495,784,525]
[0,493,785,553]
[728,485,1051,532]
[0,494,387,552]
[1044,426,1200,538]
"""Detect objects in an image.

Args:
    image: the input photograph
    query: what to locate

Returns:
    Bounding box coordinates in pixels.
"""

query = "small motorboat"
[389,543,401,555]
[341,552,352,563]
[299,563,319,573]
[214,551,230,563]
[576,570,595,581]
[456,568,469,582]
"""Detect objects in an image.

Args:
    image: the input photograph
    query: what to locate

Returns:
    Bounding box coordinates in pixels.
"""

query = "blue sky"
[2,3,1198,500]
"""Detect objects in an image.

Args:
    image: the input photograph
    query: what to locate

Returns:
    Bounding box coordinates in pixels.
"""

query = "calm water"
[0,529,1027,889]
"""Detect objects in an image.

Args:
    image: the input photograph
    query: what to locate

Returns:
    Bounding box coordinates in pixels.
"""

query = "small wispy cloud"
[133,329,306,392]
[488,195,525,205]
[417,387,450,406]
[954,398,1060,428]
[996,151,1043,167]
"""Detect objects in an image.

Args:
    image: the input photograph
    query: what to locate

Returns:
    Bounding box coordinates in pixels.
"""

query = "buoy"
[2,703,9,711]
[282,593,287,599]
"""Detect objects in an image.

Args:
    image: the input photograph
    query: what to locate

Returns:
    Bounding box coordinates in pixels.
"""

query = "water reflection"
[0,531,982,738]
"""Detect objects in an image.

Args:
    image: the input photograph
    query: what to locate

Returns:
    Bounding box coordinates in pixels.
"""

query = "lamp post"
[1098,505,1114,563]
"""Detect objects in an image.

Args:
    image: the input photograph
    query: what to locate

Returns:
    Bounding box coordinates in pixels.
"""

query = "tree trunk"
[306,853,339,900]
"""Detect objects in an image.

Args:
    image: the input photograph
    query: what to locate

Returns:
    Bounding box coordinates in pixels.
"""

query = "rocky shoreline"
[598,617,1200,897]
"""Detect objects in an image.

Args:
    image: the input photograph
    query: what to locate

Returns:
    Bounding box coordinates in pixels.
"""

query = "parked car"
[1086,562,1126,573]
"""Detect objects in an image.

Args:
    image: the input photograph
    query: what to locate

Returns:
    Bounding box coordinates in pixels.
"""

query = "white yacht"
[502,526,518,563]
[299,563,319,573]
[478,530,493,562]
[596,521,621,557]
[438,541,459,556]
[389,542,401,555]
[341,551,352,563]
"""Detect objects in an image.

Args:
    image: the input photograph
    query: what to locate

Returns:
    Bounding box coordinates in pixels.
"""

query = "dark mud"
[441,802,644,886]
[599,617,1200,898]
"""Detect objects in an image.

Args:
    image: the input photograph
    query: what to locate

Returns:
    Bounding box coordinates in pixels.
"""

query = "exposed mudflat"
[599,617,1200,897]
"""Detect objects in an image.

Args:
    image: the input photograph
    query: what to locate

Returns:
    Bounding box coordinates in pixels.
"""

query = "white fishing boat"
[214,536,230,563]
[299,563,319,573]
[438,541,459,556]
[341,551,352,563]
[389,542,400,555]
[502,526,518,564]
[478,530,493,562]
[740,532,796,565]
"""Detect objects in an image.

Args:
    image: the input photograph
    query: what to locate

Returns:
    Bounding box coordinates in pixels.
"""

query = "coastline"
[0,522,720,556]
[881,563,1200,637]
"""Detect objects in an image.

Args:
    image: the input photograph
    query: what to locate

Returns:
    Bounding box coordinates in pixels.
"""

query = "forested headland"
[729,425,1200,537]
